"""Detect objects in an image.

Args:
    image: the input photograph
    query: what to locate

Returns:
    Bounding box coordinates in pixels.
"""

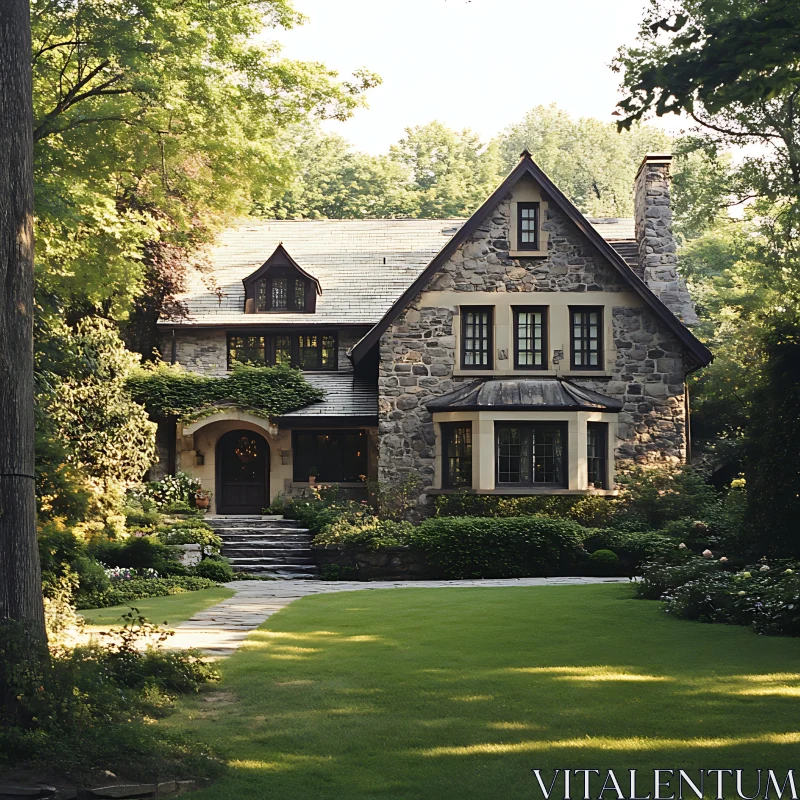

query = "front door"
[216,430,269,514]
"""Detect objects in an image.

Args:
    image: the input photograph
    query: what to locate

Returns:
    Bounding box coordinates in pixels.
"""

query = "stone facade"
[378,187,690,505]
[634,156,698,325]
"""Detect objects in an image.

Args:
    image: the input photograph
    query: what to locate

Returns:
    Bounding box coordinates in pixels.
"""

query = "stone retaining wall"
[312,544,430,580]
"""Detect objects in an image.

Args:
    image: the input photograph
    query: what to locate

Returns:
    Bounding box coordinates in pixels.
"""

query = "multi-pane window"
[496,424,566,487]
[587,422,608,489]
[442,423,472,488]
[514,307,547,369]
[517,202,540,250]
[227,333,337,370]
[461,307,493,369]
[293,430,367,483]
[254,273,308,312]
[570,307,603,369]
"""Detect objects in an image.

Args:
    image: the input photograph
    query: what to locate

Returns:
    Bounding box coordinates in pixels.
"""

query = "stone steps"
[204,515,317,578]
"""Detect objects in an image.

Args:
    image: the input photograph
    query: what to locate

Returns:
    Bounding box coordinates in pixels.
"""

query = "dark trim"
[569,306,604,371]
[158,323,371,331]
[495,421,568,489]
[460,306,494,370]
[516,201,540,251]
[277,415,378,429]
[513,305,548,370]
[291,428,369,483]
[429,404,621,413]
[347,152,712,369]
[587,421,608,490]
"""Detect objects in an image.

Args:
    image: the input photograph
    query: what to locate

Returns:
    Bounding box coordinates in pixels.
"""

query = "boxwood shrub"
[76,576,218,609]
[407,515,586,579]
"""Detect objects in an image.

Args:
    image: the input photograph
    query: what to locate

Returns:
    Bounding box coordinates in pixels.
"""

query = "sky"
[274,0,686,154]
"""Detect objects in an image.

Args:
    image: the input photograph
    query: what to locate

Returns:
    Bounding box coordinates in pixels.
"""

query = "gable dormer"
[242,243,322,314]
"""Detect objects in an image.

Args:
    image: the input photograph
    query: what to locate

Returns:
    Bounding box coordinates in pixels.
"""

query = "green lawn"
[172,584,800,799]
[80,587,234,628]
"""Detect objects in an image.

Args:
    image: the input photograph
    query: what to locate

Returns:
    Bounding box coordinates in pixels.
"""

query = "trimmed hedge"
[582,529,675,571]
[407,515,586,579]
[76,576,218,609]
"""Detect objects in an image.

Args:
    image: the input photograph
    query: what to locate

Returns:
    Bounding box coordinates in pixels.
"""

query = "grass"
[172,584,800,799]
[80,586,234,629]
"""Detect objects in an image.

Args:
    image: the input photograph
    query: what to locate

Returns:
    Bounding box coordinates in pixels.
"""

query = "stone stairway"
[205,515,317,579]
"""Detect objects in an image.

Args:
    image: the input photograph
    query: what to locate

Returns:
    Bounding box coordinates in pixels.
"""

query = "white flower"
[702,549,713,558]
[678,543,687,549]
[760,565,770,572]
[738,591,746,596]
[719,557,728,563]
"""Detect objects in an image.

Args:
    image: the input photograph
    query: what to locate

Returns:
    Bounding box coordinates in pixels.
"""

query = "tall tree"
[0,0,46,636]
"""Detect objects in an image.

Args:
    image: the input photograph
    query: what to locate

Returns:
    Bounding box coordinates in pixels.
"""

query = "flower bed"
[76,576,219,609]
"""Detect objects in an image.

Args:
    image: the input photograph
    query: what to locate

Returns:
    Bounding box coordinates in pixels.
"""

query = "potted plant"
[308,466,319,485]
[195,488,212,510]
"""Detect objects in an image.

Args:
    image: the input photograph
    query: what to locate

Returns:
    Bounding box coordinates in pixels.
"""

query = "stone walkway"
[166,577,630,657]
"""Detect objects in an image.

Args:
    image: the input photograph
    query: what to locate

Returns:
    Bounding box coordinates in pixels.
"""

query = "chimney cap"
[635,152,673,179]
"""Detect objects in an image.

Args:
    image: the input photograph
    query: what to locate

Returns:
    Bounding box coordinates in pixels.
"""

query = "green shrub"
[89,535,182,575]
[582,529,675,572]
[313,517,414,549]
[408,515,585,579]
[319,564,359,581]
[637,552,725,600]
[587,549,621,576]
[161,500,195,515]
[282,492,372,534]
[122,504,161,529]
[139,472,202,508]
[156,520,222,553]
[38,522,111,596]
[193,558,236,582]
[77,576,218,609]
[433,492,616,527]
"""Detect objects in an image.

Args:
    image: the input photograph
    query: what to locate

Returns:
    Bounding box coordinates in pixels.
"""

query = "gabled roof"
[348,152,712,370]
[243,243,322,295]
[425,378,624,413]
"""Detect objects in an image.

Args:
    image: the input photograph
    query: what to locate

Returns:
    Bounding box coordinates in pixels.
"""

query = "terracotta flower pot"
[195,495,210,510]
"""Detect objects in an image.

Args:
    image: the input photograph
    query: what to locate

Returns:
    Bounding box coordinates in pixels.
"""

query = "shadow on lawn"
[178,586,800,799]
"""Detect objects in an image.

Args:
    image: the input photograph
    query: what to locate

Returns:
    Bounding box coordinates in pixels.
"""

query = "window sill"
[290,481,367,489]
[427,487,618,496]
[508,249,548,258]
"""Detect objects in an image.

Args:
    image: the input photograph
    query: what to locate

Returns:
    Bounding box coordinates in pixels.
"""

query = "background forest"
[32,0,800,557]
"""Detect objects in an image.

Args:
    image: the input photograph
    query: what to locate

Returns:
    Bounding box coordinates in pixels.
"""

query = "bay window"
[495,423,566,488]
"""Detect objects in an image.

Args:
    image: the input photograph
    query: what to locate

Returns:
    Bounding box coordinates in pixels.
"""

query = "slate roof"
[161,217,638,328]
[425,378,624,413]
[278,373,378,419]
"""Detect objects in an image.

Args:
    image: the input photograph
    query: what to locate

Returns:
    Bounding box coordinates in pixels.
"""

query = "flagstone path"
[166,577,630,657]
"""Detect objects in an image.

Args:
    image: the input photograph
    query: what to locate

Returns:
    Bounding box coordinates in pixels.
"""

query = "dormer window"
[242,243,321,314]
[517,202,540,250]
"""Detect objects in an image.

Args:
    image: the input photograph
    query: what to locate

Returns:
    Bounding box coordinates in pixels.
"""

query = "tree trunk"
[0,0,45,638]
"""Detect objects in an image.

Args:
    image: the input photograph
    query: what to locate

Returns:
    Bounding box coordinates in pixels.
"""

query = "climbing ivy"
[126,363,325,421]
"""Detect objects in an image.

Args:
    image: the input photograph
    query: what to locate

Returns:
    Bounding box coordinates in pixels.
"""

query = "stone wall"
[378,194,689,506]
[634,156,698,325]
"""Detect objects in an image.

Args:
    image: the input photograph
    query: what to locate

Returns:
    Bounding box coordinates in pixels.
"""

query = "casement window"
[517,202,540,251]
[570,306,603,369]
[461,307,493,369]
[587,422,608,489]
[227,332,337,370]
[255,272,309,312]
[495,423,566,488]
[292,430,367,483]
[513,306,548,369]
[442,423,472,489]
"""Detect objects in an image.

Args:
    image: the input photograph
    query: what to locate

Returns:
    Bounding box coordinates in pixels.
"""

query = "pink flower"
[702,549,713,558]
[719,557,728,563]
[678,543,687,549]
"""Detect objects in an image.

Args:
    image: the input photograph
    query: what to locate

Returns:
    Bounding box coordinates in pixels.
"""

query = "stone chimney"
[634,154,698,325]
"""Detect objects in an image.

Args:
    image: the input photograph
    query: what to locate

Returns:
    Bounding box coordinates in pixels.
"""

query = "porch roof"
[279,373,378,419]
[425,378,623,413]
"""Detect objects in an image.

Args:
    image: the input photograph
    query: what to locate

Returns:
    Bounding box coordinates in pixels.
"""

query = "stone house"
[157,152,711,515]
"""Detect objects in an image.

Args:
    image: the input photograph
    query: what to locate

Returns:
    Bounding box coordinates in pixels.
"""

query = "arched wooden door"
[216,430,269,515]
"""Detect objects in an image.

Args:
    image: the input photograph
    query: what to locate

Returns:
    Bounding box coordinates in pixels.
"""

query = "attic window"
[517,202,540,250]
[242,244,320,314]
[255,271,307,312]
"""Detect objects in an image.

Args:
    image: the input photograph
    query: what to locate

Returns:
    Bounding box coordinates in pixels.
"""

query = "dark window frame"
[292,429,368,483]
[569,306,604,370]
[255,268,309,313]
[227,331,338,371]
[460,306,494,370]
[517,202,540,251]
[441,422,473,489]
[587,422,609,489]
[513,306,548,370]
[495,422,568,489]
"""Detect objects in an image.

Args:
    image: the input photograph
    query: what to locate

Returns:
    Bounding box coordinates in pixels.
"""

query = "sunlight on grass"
[451,694,494,702]
[416,732,800,757]
[509,666,672,682]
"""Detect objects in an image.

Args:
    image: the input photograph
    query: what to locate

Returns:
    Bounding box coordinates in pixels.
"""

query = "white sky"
[275,0,687,153]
